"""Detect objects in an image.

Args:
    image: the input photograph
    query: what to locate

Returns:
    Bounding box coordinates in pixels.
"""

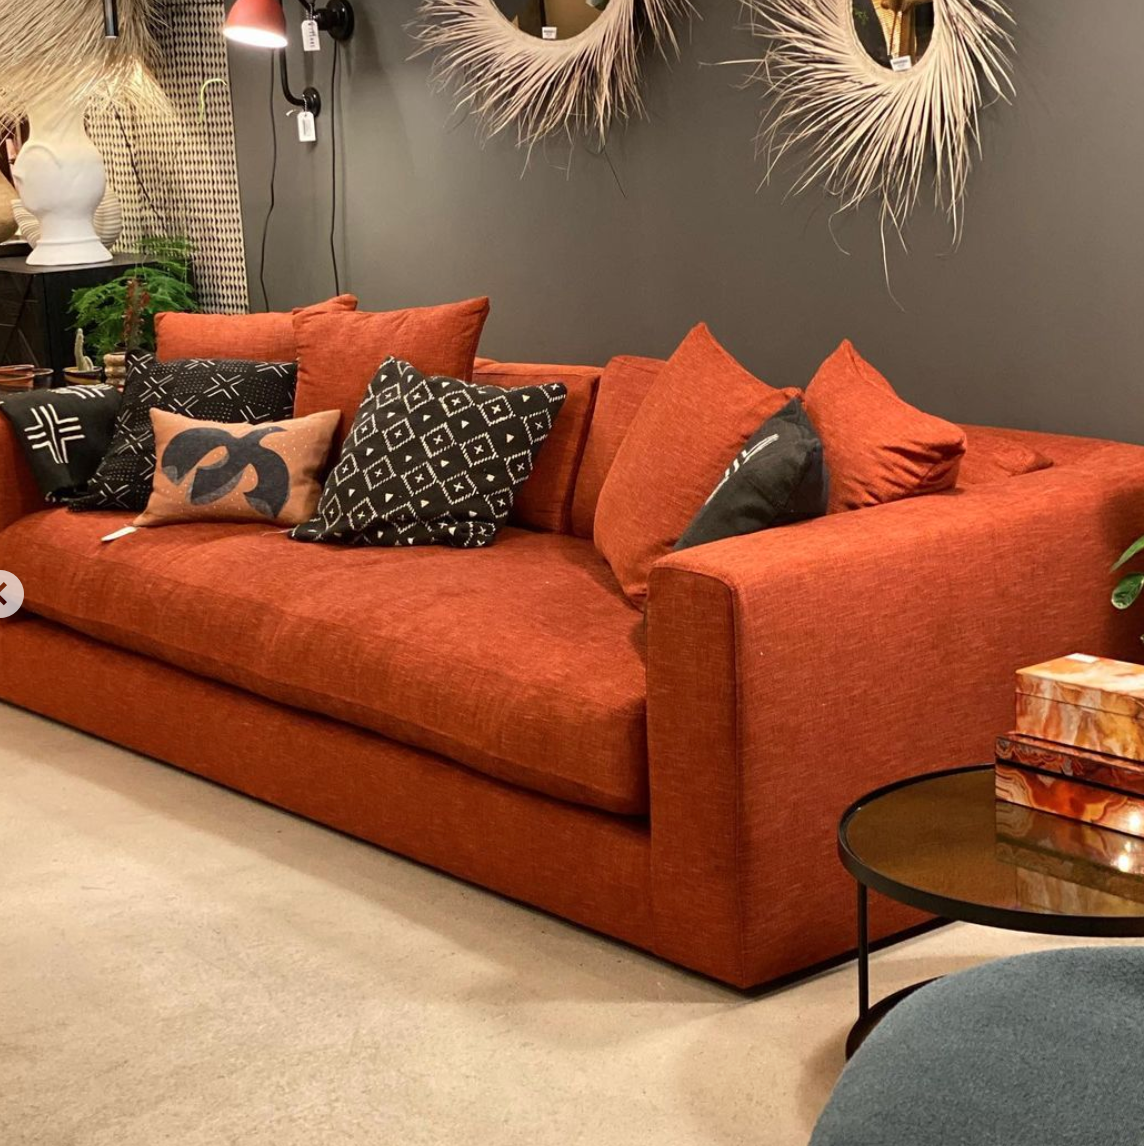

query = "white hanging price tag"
[301,18,322,51]
[890,55,913,71]
[297,110,317,142]
[541,26,557,40]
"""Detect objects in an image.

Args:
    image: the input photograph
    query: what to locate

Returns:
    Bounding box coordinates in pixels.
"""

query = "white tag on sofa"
[101,526,138,544]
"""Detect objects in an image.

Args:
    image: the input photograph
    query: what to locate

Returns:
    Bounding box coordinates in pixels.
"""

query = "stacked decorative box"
[996,654,1144,843]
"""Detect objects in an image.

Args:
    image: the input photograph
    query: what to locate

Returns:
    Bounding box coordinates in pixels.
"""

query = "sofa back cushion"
[292,298,491,442]
[957,426,1054,487]
[474,361,600,533]
[805,340,966,513]
[594,324,800,607]
[155,295,358,362]
[570,354,665,538]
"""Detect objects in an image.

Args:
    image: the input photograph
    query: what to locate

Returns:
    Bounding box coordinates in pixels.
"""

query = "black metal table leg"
[846,879,939,1060]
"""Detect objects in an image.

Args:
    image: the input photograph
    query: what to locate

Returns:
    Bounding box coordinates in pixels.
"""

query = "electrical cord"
[259,54,278,312]
[329,39,341,296]
[111,106,166,233]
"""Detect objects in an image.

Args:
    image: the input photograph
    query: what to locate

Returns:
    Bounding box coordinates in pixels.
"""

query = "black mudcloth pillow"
[292,357,567,549]
[675,397,829,551]
[0,384,122,501]
[70,353,297,512]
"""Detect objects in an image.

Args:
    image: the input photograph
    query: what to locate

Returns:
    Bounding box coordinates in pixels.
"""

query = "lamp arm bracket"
[279,51,321,118]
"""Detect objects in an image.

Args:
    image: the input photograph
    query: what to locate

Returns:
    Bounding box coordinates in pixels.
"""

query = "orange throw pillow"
[805,340,966,513]
[135,408,340,528]
[154,295,358,362]
[570,354,666,539]
[292,298,491,443]
[594,323,800,607]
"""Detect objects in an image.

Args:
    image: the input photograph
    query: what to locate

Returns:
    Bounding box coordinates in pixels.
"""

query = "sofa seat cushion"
[2,510,649,814]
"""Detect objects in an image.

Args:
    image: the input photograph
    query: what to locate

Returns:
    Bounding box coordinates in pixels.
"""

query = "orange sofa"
[2,357,1143,989]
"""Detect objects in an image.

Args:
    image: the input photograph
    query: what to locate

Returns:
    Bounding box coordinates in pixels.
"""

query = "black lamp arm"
[279,51,321,118]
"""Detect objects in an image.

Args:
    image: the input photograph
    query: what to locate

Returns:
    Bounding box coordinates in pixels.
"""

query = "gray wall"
[227,1,1144,443]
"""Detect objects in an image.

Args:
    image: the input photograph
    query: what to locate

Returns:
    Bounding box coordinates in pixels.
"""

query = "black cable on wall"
[258,55,278,312]
[329,40,341,297]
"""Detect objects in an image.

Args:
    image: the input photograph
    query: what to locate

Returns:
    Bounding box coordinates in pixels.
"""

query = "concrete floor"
[2,702,1138,1146]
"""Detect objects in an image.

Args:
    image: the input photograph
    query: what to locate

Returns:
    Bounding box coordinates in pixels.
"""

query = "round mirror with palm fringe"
[411,0,690,147]
[739,0,1014,264]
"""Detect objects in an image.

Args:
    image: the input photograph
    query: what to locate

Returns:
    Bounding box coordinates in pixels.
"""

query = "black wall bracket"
[279,0,355,119]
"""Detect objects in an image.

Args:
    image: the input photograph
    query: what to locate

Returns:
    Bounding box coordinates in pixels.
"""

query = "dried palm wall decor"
[737,0,1014,255]
[410,0,691,147]
[0,0,164,131]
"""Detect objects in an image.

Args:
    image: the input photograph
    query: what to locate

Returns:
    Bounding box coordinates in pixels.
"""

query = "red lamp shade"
[224,0,289,49]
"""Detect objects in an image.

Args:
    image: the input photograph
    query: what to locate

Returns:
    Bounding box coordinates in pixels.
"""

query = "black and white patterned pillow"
[70,353,297,512]
[291,357,566,549]
[0,384,122,501]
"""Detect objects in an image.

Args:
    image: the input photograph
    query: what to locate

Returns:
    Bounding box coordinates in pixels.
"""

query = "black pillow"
[292,357,567,549]
[0,383,122,501]
[675,397,829,551]
[70,353,297,512]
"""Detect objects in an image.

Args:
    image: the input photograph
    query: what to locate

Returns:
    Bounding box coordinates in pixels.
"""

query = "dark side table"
[838,765,1144,1058]
[0,254,145,385]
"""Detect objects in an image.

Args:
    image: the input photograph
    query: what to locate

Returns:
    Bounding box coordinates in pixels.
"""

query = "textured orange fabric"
[135,408,340,528]
[4,511,648,814]
[570,355,664,539]
[474,362,600,533]
[292,298,491,443]
[0,415,41,532]
[957,425,1107,469]
[806,341,967,513]
[956,425,1054,486]
[154,295,358,362]
[594,325,799,607]
[646,443,1144,986]
[0,616,653,951]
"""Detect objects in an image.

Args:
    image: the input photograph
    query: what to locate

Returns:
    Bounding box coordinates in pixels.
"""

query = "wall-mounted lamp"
[223,0,354,118]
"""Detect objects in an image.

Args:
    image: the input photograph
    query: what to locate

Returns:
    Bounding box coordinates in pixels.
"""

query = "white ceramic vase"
[12,191,124,251]
[12,100,112,266]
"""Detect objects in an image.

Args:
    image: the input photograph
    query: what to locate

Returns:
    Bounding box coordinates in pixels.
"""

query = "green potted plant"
[70,235,198,385]
[1112,539,1144,630]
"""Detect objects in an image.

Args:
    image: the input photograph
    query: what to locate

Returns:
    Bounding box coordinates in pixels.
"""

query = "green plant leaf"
[1112,535,1144,573]
[69,234,198,358]
[1112,573,1144,610]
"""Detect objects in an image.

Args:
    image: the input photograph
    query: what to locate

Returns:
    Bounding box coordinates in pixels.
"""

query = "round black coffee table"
[839,765,1144,1058]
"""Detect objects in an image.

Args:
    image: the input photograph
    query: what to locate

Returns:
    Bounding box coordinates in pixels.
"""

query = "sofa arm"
[0,414,41,532]
[646,444,1144,988]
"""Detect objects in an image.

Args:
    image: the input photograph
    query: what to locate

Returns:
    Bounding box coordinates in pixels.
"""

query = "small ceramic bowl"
[0,364,53,390]
[62,368,106,386]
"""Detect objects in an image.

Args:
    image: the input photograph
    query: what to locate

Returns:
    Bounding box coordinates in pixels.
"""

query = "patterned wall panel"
[90,0,249,313]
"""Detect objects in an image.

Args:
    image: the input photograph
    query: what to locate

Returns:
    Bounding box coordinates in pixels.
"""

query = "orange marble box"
[996,732,1144,797]
[1015,653,1144,763]
[995,763,1144,840]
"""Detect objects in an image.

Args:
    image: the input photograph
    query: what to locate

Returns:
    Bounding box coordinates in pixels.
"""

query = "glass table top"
[839,766,1144,935]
